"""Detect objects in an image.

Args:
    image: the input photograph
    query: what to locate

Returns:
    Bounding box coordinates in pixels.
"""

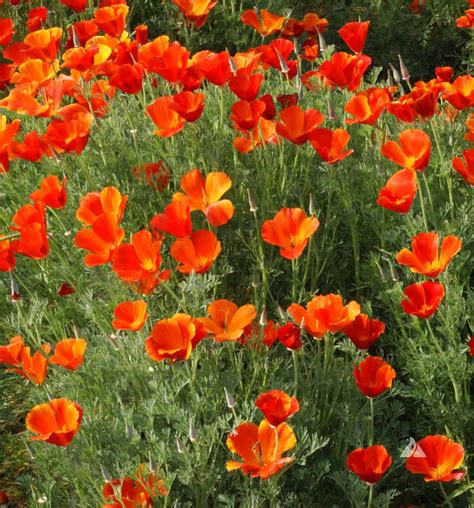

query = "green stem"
[369,397,374,446]
[417,177,429,231]
[291,349,299,399]
[440,482,453,508]
[367,484,374,508]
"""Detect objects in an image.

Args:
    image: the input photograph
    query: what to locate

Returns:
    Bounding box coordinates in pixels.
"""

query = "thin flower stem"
[291,258,298,303]
[440,483,453,508]
[298,237,312,302]
[252,211,268,306]
[369,397,374,446]
[291,349,299,399]
[417,178,430,231]
[367,484,374,508]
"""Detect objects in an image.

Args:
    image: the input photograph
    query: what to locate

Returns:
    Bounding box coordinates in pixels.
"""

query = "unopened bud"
[317,30,327,52]
[101,465,112,483]
[247,189,258,213]
[389,63,401,84]
[448,134,454,146]
[259,306,267,326]
[176,438,186,453]
[275,48,289,74]
[188,421,198,443]
[387,69,394,88]
[228,54,237,76]
[276,304,287,322]
[389,263,399,282]
[224,387,236,409]
[398,54,410,81]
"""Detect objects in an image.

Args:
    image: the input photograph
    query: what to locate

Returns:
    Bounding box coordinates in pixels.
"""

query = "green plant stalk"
[291,349,299,399]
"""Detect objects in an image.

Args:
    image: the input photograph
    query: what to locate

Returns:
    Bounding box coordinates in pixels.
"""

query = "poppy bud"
[317,30,327,52]
[389,63,401,84]
[398,54,410,81]
[387,69,394,88]
[247,189,258,212]
[275,48,289,74]
[309,194,315,216]
[228,55,237,76]
[327,98,335,120]
[252,269,260,288]
[189,421,198,443]
[259,306,267,326]
[224,387,236,408]
[276,304,287,321]
[101,465,112,483]
[176,438,186,453]
[389,263,399,282]
[10,273,19,303]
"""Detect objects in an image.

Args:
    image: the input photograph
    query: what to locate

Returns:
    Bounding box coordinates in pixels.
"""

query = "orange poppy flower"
[75,214,125,267]
[395,232,462,278]
[49,338,87,371]
[94,4,129,37]
[172,0,217,28]
[0,115,21,172]
[342,314,385,350]
[276,106,324,145]
[401,281,445,319]
[255,390,300,426]
[353,356,396,398]
[387,82,441,121]
[169,91,205,122]
[66,20,99,48]
[233,117,278,153]
[103,465,168,507]
[405,435,465,482]
[109,62,144,94]
[464,113,474,143]
[150,200,192,238]
[381,129,431,171]
[240,9,286,36]
[0,18,15,47]
[199,299,257,342]
[275,323,302,350]
[76,187,127,226]
[43,108,92,155]
[452,148,474,185]
[258,38,297,77]
[24,28,62,62]
[26,398,82,446]
[301,12,329,36]
[345,87,391,125]
[30,175,67,209]
[231,99,267,132]
[147,96,186,138]
[173,169,234,227]
[60,0,87,12]
[337,21,370,54]
[146,313,206,362]
[456,9,474,29]
[229,70,264,101]
[288,293,361,338]
[309,128,354,164]
[13,343,50,385]
[443,75,474,110]
[132,161,170,191]
[347,445,392,484]
[112,300,148,331]
[0,336,24,366]
[226,419,296,479]
[261,208,319,260]
[319,52,372,91]
[10,202,49,260]
[376,168,418,214]
[153,41,190,84]
[0,236,16,272]
[10,131,46,162]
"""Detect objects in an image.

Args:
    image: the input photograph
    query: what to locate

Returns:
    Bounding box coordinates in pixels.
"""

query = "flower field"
[0,0,473,506]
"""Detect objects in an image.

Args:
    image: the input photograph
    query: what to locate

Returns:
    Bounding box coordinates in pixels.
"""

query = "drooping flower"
[49,338,87,371]
[395,232,462,278]
[405,435,465,482]
[112,300,148,331]
[353,356,396,398]
[347,445,392,484]
[401,281,445,319]
[26,398,83,446]
[255,390,300,426]
[226,419,296,479]
[261,208,319,260]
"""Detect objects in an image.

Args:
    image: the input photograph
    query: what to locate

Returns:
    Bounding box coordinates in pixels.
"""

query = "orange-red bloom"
[94,4,129,37]
[0,236,16,272]
[401,281,445,319]
[276,106,324,145]
[288,294,361,338]
[381,129,431,171]
[452,148,474,186]
[76,186,127,226]
[26,398,82,446]
[255,390,300,426]
[169,91,205,122]
[151,200,192,238]
[456,9,474,29]
[60,0,87,12]
[353,356,396,398]
[133,161,170,191]
[240,9,286,36]
[112,300,148,331]
[172,0,217,28]
[145,313,206,362]
[0,336,24,366]
[147,96,186,138]
[49,338,87,370]
[337,21,370,54]
[233,117,278,153]
[377,168,418,214]
[310,128,354,164]
[395,232,462,278]
[199,299,257,342]
[13,343,50,385]
[226,419,296,479]
[229,70,264,101]
[261,208,319,260]
[347,445,392,484]
[10,202,49,260]
[345,87,391,125]
[342,314,385,350]
[443,75,474,110]
[231,99,266,131]
[405,435,465,482]
[170,230,221,274]
[30,175,67,209]
[319,52,372,91]
[0,18,15,46]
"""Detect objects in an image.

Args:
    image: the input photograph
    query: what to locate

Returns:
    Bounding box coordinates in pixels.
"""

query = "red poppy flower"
[23,28,62,62]
[261,208,319,260]
[146,313,206,362]
[0,18,15,46]
[377,168,418,214]
[94,4,129,37]
[173,169,234,227]
[405,435,465,482]
[401,281,445,319]
[301,12,329,36]
[309,128,354,164]
[443,75,474,110]
[26,398,82,446]
[345,87,391,125]
[226,419,296,479]
[0,236,16,272]
[170,230,221,274]
[353,356,396,398]
[199,299,257,342]
[229,70,264,101]
[112,300,148,332]
[109,63,144,94]
[337,21,370,54]
[276,106,324,145]
[172,0,217,28]
[10,131,46,162]
[26,7,48,32]
[231,99,266,132]
[60,0,87,11]
[58,282,75,296]
[456,9,474,29]
[0,63,14,90]
[395,232,462,278]
[150,200,192,238]
[342,314,385,350]
[381,129,431,172]
[169,91,205,122]
[13,343,50,384]
[0,336,24,366]
[452,148,474,186]
[468,337,474,356]
[240,9,286,36]
[133,161,170,191]
[190,50,231,86]
[276,323,302,350]
[76,186,127,226]
[288,294,361,338]
[435,66,454,82]
[233,117,278,153]
[30,176,67,209]
[49,338,87,371]
[347,445,392,484]
[10,202,49,260]
[147,97,186,138]
[255,390,300,426]
[319,52,372,91]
